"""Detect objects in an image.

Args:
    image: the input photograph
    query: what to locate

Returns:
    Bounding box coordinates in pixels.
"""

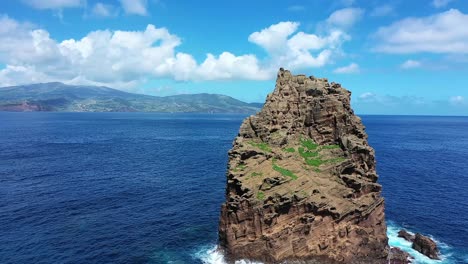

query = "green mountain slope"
[0,82,262,113]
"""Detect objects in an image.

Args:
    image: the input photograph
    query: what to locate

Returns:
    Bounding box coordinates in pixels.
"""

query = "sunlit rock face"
[219,68,389,264]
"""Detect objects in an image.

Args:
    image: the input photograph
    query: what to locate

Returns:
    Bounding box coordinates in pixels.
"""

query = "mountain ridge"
[0,82,262,113]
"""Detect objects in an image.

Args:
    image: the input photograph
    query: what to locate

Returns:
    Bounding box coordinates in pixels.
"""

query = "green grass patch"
[283,147,295,153]
[326,157,346,163]
[272,163,298,180]
[232,164,246,172]
[321,144,341,150]
[304,158,326,167]
[297,138,345,168]
[257,191,265,200]
[251,172,263,177]
[300,138,319,150]
[298,147,319,158]
[247,141,272,153]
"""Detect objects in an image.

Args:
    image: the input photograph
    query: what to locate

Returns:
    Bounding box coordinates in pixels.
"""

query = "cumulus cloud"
[359,92,376,100]
[334,63,360,73]
[356,93,427,106]
[327,8,364,28]
[374,9,468,54]
[21,0,83,10]
[0,16,350,88]
[400,60,422,69]
[91,3,118,17]
[248,22,300,54]
[450,95,465,105]
[249,22,349,70]
[432,0,455,8]
[119,0,148,16]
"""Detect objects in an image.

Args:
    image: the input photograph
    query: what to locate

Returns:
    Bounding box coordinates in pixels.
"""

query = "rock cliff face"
[219,69,389,263]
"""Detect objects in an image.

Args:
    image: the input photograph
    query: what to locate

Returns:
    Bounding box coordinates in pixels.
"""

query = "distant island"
[0,82,263,113]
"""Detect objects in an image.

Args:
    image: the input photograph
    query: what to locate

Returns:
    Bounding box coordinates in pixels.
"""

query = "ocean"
[0,113,466,264]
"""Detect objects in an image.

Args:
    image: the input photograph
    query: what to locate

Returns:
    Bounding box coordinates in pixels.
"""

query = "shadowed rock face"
[398,230,415,242]
[389,247,412,264]
[218,69,388,263]
[412,234,440,260]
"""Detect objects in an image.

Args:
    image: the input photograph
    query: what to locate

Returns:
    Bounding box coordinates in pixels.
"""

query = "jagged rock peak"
[219,68,389,263]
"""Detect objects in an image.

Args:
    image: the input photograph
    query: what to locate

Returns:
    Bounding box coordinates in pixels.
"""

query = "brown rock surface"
[412,233,440,260]
[218,69,389,263]
[398,229,415,242]
[389,247,412,264]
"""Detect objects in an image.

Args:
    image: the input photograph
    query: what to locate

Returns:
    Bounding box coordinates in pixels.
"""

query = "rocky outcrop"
[412,233,440,260]
[218,69,388,263]
[389,247,412,264]
[398,230,415,242]
[397,229,440,260]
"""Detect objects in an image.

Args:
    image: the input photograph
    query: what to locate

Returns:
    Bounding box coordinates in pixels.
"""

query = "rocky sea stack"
[218,68,389,263]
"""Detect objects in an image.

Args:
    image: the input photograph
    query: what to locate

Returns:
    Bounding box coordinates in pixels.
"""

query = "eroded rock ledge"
[219,69,389,263]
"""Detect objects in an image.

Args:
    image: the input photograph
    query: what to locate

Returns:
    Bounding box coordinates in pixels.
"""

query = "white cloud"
[334,63,360,73]
[432,0,455,8]
[370,5,394,17]
[450,95,465,105]
[357,93,427,105]
[22,0,83,9]
[248,22,300,54]
[0,17,350,88]
[400,60,422,69]
[327,8,364,28]
[249,22,349,70]
[288,5,305,12]
[374,9,468,54]
[119,0,148,16]
[91,3,118,17]
[359,92,376,100]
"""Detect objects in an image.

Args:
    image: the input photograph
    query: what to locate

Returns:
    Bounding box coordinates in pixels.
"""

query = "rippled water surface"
[0,113,467,263]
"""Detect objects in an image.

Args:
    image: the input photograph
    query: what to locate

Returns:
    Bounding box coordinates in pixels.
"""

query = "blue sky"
[0,0,468,115]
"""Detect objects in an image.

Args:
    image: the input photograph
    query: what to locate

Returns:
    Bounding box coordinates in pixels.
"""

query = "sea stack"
[218,69,389,263]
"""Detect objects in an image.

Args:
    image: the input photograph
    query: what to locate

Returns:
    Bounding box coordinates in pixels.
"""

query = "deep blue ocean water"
[0,113,466,264]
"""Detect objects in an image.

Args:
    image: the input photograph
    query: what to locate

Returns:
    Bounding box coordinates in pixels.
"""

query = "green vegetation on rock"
[305,158,326,167]
[298,147,319,158]
[251,172,263,177]
[283,147,295,153]
[233,164,246,172]
[257,191,265,200]
[272,163,298,180]
[326,157,346,163]
[297,138,345,168]
[247,141,272,153]
[321,144,341,150]
[300,138,319,150]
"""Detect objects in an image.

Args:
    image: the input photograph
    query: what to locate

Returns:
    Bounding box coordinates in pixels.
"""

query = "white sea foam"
[195,223,457,264]
[387,222,455,264]
[194,245,264,264]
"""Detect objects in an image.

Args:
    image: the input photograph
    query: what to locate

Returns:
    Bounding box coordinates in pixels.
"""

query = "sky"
[0,0,468,115]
